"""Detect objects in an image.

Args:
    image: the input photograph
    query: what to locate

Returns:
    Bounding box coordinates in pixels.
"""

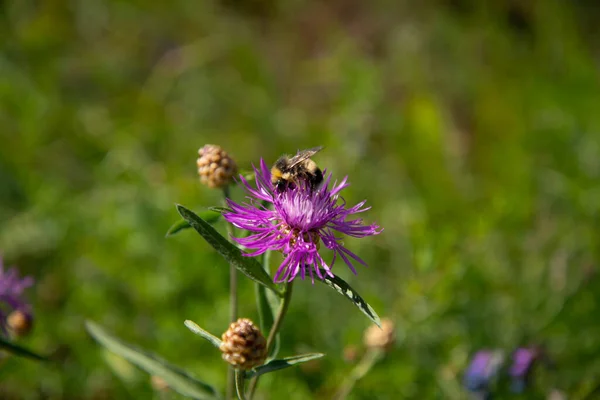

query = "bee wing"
[288,146,324,167]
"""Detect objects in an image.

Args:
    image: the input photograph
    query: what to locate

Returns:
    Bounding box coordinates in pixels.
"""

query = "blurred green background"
[2,0,600,398]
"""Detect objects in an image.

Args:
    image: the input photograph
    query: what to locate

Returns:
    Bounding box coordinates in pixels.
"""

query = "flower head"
[197,144,238,189]
[150,375,170,392]
[220,318,267,370]
[463,350,504,393]
[0,256,34,336]
[7,309,34,338]
[223,159,381,283]
[364,318,396,352]
[509,347,540,393]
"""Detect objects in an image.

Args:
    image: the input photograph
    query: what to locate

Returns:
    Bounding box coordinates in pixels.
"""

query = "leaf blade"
[244,353,325,379]
[176,204,280,295]
[207,206,232,214]
[316,271,381,327]
[166,209,221,237]
[85,321,219,400]
[0,336,48,362]
[184,320,222,349]
[165,219,191,237]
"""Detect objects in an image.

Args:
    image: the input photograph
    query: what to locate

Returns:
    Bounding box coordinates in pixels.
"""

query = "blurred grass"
[2,0,600,398]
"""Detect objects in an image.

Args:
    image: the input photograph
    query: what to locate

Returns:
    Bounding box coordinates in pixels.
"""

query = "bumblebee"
[271,146,324,192]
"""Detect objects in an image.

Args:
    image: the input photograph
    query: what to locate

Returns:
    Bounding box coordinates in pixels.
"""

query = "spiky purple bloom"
[223,159,382,283]
[0,255,33,335]
[509,347,538,378]
[463,350,504,394]
[509,347,539,393]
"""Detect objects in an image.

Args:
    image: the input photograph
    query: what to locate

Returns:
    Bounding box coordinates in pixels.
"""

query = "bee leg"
[275,180,289,193]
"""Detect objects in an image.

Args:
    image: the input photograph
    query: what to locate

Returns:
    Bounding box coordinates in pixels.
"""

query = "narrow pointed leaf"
[85,321,219,400]
[244,353,325,379]
[166,210,221,237]
[102,349,143,384]
[0,336,47,361]
[316,270,381,327]
[184,320,222,348]
[238,168,255,181]
[166,219,192,237]
[176,204,281,295]
[256,250,280,360]
[208,206,232,214]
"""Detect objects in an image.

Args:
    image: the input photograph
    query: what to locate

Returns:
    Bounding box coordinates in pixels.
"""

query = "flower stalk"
[235,370,247,400]
[334,348,383,400]
[223,185,238,324]
[247,281,294,399]
[223,185,239,400]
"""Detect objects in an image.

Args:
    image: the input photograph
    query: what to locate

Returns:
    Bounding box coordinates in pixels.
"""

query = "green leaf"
[208,206,232,214]
[166,209,221,237]
[165,219,191,237]
[237,168,255,181]
[85,321,220,400]
[256,250,280,360]
[176,204,281,296]
[316,271,381,327]
[184,320,222,349]
[0,336,48,362]
[244,353,325,379]
[102,349,143,384]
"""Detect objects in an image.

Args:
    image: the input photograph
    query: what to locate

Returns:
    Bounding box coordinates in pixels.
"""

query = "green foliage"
[256,250,280,360]
[166,209,221,237]
[244,353,325,379]
[86,321,220,399]
[0,336,48,362]
[315,270,381,327]
[184,320,223,349]
[177,204,281,295]
[2,0,600,398]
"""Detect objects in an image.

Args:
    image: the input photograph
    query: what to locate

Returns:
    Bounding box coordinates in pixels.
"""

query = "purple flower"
[509,347,538,377]
[463,350,504,393]
[509,347,539,393]
[223,159,382,283]
[0,255,34,335]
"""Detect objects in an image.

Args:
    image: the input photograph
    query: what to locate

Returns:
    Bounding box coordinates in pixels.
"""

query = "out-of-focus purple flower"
[463,350,505,395]
[0,255,34,335]
[223,159,382,283]
[509,347,540,393]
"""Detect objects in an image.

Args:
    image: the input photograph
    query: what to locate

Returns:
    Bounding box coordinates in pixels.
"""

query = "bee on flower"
[223,152,382,283]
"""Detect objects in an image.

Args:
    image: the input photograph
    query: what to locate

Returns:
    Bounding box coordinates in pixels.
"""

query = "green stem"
[247,281,294,399]
[234,370,247,400]
[333,349,383,400]
[223,185,238,400]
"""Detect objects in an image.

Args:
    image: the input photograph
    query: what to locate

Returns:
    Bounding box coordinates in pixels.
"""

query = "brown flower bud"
[547,389,567,400]
[343,345,359,363]
[150,375,170,392]
[7,309,33,338]
[197,144,238,189]
[363,318,395,352]
[220,318,267,370]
